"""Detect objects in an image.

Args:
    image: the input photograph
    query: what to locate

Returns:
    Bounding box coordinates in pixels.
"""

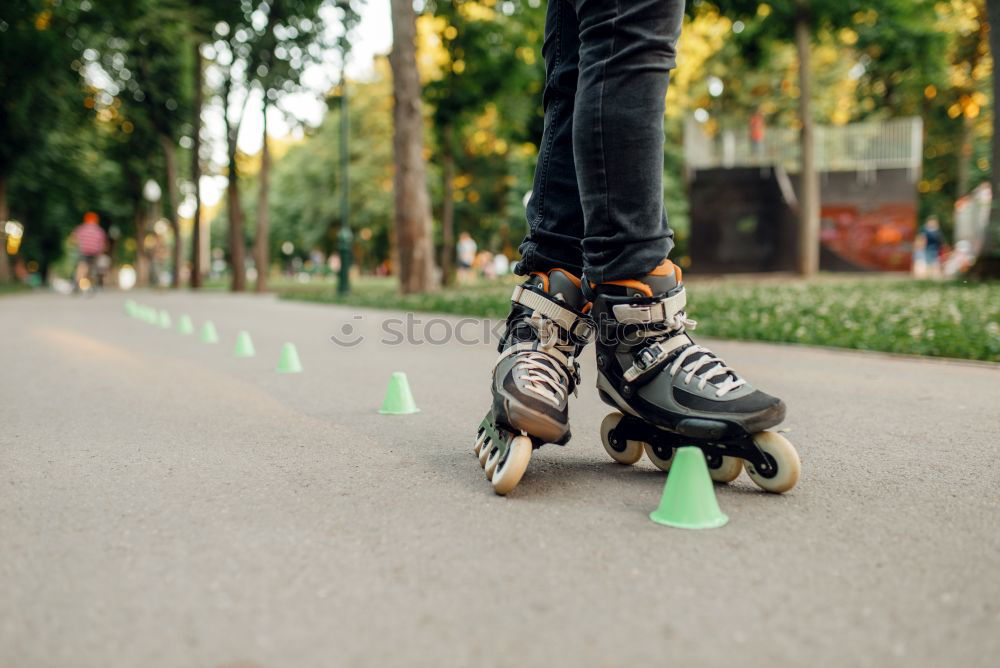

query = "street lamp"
[143,179,161,203]
[5,220,24,255]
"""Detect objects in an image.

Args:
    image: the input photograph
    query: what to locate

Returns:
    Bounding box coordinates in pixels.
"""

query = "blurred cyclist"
[72,212,108,293]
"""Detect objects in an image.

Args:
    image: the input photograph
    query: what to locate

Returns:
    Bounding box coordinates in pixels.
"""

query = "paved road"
[2,290,998,668]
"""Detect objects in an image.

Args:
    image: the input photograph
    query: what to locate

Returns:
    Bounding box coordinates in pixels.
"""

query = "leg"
[572,0,683,283]
[569,2,798,491]
[482,13,595,489]
[516,0,585,277]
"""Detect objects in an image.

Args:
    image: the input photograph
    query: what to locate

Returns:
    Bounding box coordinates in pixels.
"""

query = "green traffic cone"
[276,342,303,373]
[143,306,156,324]
[378,371,419,415]
[649,446,729,530]
[234,330,255,358]
[158,310,171,329]
[177,314,194,335]
[200,321,219,344]
[125,299,137,317]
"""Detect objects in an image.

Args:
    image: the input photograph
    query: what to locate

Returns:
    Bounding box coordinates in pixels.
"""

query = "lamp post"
[337,59,352,296]
[138,179,161,286]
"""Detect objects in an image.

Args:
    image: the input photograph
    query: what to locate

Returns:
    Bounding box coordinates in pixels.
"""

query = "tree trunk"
[389,0,438,294]
[255,99,270,293]
[970,0,1000,277]
[134,201,149,287]
[190,42,204,289]
[440,125,455,287]
[161,135,182,288]
[795,2,820,277]
[957,120,973,199]
[224,77,246,292]
[0,175,11,283]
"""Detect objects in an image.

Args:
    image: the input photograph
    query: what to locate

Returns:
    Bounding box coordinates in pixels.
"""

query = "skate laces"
[632,299,743,397]
[667,343,746,397]
[496,311,580,407]
[516,352,571,406]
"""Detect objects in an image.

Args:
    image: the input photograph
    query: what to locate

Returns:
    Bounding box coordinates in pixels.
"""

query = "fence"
[684,116,923,179]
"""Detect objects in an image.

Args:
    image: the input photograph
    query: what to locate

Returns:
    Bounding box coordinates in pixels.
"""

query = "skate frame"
[606,414,779,478]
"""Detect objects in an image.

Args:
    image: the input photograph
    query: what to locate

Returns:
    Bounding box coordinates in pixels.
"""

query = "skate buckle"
[623,342,664,382]
[571,317,596,343]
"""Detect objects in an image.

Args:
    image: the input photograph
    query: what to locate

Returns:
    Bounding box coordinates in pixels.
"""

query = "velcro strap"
[511,285,593,340]
[622,334,688,383]
[611,287,687,325]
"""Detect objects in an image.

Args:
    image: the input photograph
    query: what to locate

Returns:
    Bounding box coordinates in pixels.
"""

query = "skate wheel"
[479,438,493,467]
[708,455,742,483]
[484,445,501,479]
[600,413,644,465]
[491,435,532,495]
[643,442,674,472]
[473,430,487,456]
[744,431,800,493]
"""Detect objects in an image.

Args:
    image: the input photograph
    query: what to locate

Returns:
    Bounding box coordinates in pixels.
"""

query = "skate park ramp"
[689,167,919,273]
[686,116,922,274]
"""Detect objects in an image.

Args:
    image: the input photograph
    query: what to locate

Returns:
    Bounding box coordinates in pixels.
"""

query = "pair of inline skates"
[474,261,801,495]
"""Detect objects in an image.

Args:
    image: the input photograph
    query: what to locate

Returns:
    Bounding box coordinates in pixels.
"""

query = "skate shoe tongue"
[637,260,680,297]
[545,269,588,311]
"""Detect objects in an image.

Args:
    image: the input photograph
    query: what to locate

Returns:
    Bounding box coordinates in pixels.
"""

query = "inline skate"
[590,260,800,493]
[474,268,595,494]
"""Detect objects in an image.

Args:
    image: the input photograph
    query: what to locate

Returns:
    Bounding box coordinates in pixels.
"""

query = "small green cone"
[142,306,156,324]
[200,321,219,344]
[234,330,256,358]
[158,310,172,329]
[276,342,303,373]
[649,446,729,530]
[125,300,137,317]
[177,314,194,335]
[378,371,419,415]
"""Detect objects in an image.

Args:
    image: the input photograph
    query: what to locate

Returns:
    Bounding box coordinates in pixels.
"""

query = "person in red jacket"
[72,212,108,293]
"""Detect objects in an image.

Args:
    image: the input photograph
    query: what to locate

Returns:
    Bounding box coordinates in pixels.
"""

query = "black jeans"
[517,0,684,283]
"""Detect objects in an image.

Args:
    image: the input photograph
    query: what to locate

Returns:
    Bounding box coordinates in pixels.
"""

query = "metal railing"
[685,116,923,177]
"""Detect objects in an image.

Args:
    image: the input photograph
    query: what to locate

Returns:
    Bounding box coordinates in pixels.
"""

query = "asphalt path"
[2,290,998,667]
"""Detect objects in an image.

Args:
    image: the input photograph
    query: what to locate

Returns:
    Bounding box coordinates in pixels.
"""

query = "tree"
[970,0,1000,277]
[0,1,83,282]
[91,0,194,288]
[389,0,437,293]
[207,1,327,292]
[247,58,396,272]
[247,0,331,292]
[424,1,543,285]
[190,38,205,288]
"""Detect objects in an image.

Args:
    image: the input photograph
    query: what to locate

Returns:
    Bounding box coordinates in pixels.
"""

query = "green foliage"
[234,67,395,266]
[423,1,546,257]
[0,1,87,179]
[688,277,1000,361]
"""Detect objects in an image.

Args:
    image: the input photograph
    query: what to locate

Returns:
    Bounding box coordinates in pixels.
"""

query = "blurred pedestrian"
[456,231,477,283]
[749,107,765,162]
[912,231,927,279]
[71,212,108,293]
[920,216,944,279]
[493,252,510,276]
